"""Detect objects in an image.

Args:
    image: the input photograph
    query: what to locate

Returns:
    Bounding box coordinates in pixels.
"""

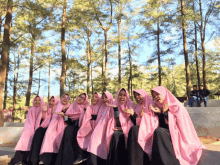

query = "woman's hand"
[139,105,145,117]
[150,104,161,114]
[123,108,134,116]
[43,106,47,112]
[62,105,69,113]
[54,112,65,118]
[162,103,169,113]
[105,103,117,108]
[114,127,122,131]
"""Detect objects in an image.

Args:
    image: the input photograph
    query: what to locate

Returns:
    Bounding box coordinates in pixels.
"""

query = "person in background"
[198,85,210,107]
[188,85,200,107]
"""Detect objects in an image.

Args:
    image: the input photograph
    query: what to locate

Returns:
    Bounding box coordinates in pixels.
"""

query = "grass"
[199,136,220,144]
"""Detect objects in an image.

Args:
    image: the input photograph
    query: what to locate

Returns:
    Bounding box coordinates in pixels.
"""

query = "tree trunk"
[91,62,93,94]
[25,34,35,106]
[103,29,108,91]
[180,0,191,97]
[199,0,206,88]
[128,41,132,96]
[193,2,200,87]
[3,59,9,109]
[87,30,91,95]
[60,0,67,97]
[37,68,41,95]
[157,17,161,86]
[48,60,50,101]
[0,0,13,126]
[118,10,122,88]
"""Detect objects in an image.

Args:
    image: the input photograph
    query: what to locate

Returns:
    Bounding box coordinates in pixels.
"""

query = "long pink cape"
[138,86,206,165]
[87,92,114,159]
[106,88,136,148]
[15,96,44,151]
[37,96,60,128]
[40,95,70,154]
[77,92,102,150]
[65,93,89,127]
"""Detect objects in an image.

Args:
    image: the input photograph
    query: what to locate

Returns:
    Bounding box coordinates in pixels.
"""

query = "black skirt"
[127,126,150,165]
[106,130,127,165]
[151,127,180,165]
[55,120,85,165]
[27,127,47,165]
[8,151,29,165]
[87,153,106,165]
[39,153,58,165]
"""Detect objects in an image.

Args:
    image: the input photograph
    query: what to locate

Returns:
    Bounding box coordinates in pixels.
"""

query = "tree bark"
[199,0,206,88]
[193,2,200,87]
[25,33,35,106]
[60,0,67,97]
[48,60,50,101]
[37,68,41,95]
[103,29,108,91]
[128,41,132,96]
[118,3,122,89]
[157,17,161,86]
[0,0,13,126]
[86,29,91,95]
[3,57,9,109]
[91,62,93,94]
[180,0,191,97]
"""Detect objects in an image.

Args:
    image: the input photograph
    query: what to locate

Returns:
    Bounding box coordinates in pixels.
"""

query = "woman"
[124,89,153,165]
[39,94,70,165]
[9,96,44,165]
[27,96,59,165]
[106,88,136,165]
[77,92,102,151]
[87,92,114,165]
[138,86,206,165]
[54,93,89,165]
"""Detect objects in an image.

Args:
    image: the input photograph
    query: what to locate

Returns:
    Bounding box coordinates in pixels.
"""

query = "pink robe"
[77,92,102,150]
[138,86,206,165]
[14,96,44,151]
[106,88,136,148]
[40,95,70,154]
[87,92,114,160]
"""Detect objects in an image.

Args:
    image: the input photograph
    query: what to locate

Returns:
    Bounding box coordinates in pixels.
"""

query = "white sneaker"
[39,161,44,164]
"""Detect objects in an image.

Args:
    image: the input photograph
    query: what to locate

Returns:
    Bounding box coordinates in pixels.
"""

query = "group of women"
[8,86,206,165]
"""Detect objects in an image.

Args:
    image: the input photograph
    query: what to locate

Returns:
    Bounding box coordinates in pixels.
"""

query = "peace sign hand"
[150,104,161,114]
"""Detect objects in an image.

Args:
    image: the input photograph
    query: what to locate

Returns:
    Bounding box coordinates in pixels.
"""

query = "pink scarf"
[65,93,89,127]
[87,92,114,159]
[15,96,44,151]
[138,86,206,165]
[77,92,102,150]
[106,88,136,148]
[40,94,70,154]
[37,96,60,128]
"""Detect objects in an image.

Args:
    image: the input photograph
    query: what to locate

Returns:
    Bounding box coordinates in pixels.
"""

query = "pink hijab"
[77,92,102,150]
[40,94,70,154]
[106,88,136,148]
[133,89,152,126]
[138,86,206,165]
[65,93,89,127]
[87,92,114,160]
[38,96,60,128]
[15,96,44,151]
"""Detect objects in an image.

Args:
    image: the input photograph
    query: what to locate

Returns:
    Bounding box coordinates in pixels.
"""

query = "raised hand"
[43,106,47,111]
[123,108,134,116]
[62,105,69,112]
[139,105,145,117]
[150,104,161,114]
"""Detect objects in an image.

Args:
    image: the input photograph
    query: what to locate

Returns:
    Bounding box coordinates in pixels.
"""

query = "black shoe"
[73,158,87,165]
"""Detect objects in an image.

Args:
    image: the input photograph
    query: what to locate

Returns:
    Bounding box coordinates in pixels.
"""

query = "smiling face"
[152,91,164,105]
[118,89,127,104]
[91,93,99,105]
[49,97,55,108]
[61,94,69,105]
[34,97,41,107]
[134,92,143,104]
[77,94,86,104]
[102,93,108,104]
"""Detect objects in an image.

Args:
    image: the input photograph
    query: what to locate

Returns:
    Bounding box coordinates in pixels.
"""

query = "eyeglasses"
[62,97,70,100]
[78,95,86,100]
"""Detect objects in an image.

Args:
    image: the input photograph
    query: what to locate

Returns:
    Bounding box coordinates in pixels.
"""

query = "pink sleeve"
[40,108,53,128]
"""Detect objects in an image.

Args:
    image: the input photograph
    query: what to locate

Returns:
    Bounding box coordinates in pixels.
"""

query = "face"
[61,94,69,105]
[102,94,108,104]
[49,97,55,108]
[118,90,127,104]
[134,92,143,104]
[193,86,197,90]
[77,94,86,104]
[34,97,41,107]
[200,86,203,90]
[91,93,99,105]
[152,91,164,104]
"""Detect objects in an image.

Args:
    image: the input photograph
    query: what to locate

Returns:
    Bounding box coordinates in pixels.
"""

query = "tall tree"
[180,0,191,97]
[0,0,13,126]
[117,0,122,88]
[60,0,67,97]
